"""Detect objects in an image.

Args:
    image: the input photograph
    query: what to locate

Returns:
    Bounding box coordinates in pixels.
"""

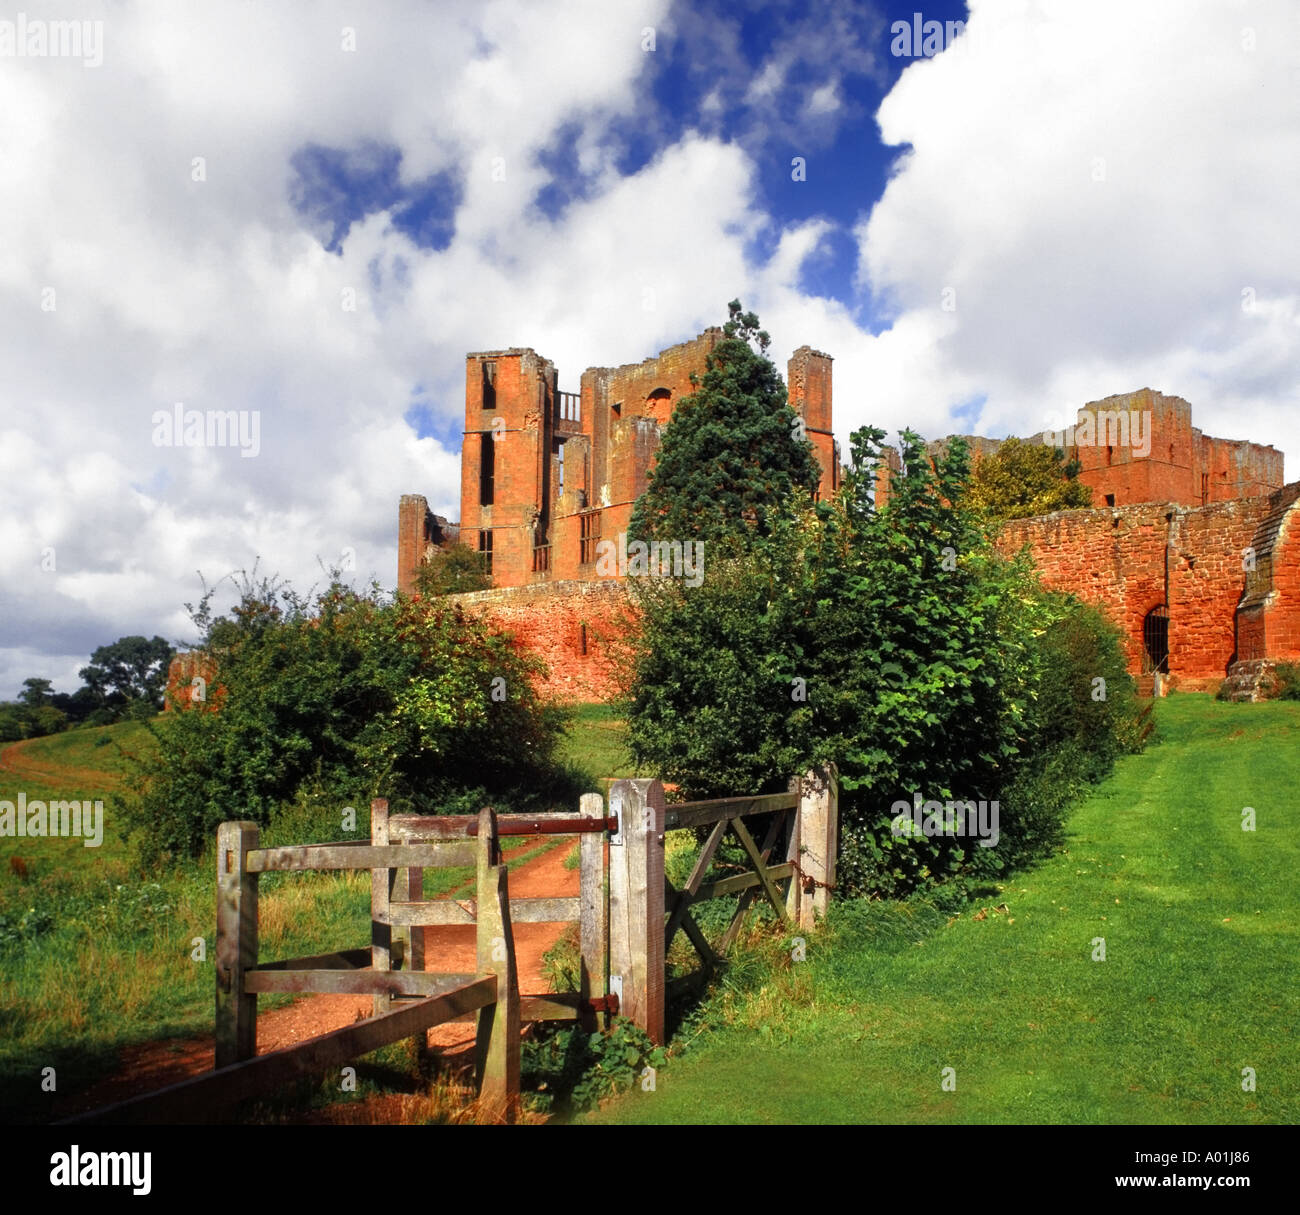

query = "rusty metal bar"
[391,813,615,839]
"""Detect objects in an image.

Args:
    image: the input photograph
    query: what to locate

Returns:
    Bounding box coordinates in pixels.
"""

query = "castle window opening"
[479,432,495,506]
[478,529,493,576]
[1105,493,1116,507]
[481,361,496,410]
[580,510,600,565]
[579,623,588,656]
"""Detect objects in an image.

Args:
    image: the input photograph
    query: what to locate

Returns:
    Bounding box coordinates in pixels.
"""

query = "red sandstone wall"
[1000,496,1275,689]
[1263,492,1300,660]
[585,330,722,512]
[1000,505,1167,677]
[448,581,635,702]
[1071,390,1196,506]
[788,346,836,497]
[461,349,556,589]
[397,494,428,595]
[1167,499,1270,680]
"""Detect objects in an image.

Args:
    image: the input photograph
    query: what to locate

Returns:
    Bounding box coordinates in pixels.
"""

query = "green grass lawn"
[0,720,154,878]
[560,702,644,782]
[585,695,1299,1124]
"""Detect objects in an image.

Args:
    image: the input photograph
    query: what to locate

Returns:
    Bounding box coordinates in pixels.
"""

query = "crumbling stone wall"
[999,489,1300,691]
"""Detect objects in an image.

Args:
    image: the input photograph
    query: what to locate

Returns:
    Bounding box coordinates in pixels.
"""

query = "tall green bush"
[624,422,1145,898]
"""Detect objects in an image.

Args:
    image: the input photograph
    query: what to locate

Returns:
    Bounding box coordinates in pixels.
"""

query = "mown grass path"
[586,697,1298,1124]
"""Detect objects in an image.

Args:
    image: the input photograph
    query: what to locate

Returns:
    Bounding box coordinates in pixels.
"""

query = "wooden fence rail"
[66,804,527,1125]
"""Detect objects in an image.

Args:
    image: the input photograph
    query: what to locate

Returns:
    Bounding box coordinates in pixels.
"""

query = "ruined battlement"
[883,390,1283,512]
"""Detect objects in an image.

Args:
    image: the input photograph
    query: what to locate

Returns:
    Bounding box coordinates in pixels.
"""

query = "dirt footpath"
[53,838,579,1120]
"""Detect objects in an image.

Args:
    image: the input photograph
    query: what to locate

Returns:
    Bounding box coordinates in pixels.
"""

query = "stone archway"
[646,387,672,427]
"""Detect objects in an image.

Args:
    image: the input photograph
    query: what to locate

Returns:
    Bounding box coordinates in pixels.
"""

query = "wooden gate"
[606,764,837,1044]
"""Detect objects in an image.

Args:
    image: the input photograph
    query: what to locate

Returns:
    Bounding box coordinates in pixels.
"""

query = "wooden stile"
[370,798,393,1018]
[608,779,666,1044]
[578,792,609,1030]
[794,764,838,929]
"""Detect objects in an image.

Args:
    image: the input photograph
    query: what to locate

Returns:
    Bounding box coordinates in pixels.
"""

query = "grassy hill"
[0,720,155,876]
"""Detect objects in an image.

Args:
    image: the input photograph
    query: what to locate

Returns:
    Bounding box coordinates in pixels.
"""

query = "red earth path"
[51,837,580,1123]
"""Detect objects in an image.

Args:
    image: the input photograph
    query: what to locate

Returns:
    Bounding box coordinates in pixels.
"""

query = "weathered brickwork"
[877,390,1283,513]
[1000,485,1300,691]
[443,580,635,702]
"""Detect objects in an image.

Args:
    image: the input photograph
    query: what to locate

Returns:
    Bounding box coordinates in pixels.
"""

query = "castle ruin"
[400,343,1300,701]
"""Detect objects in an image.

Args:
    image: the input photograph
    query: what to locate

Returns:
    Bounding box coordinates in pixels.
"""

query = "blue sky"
[288,0,975,369]
[1,0,1297,697]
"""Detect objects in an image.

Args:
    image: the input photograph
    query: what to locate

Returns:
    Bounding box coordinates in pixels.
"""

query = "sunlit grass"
[587,696,1299,1124]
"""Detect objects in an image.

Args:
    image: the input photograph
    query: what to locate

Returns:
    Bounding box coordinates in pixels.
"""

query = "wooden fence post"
[215,821,259,1069]
[370,798,392,1018]
[578,792,609,1030]
[474,807,520,1122]
[795,764,838,930]
[608,779,665,1044]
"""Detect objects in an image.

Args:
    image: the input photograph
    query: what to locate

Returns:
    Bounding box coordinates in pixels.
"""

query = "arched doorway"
[1142,605,1169,675]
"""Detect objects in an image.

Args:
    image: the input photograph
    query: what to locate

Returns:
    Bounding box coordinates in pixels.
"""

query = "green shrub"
[625,423,1145,900]
[412,544,491,596]
[1272,662,1300,701]
[124,573,581,865]
[522,1019,666,1115]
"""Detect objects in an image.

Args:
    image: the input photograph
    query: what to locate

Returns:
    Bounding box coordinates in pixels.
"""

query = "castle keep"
[400,346,1299,701]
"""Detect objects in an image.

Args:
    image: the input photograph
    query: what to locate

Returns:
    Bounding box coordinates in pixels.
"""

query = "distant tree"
[79,635,174,712]
[0,705,25,742]
[18,678,54,707]
[629,300,821,547]
[964,437,1092,522]
[411,544,491,596]
[51,685,103,726]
